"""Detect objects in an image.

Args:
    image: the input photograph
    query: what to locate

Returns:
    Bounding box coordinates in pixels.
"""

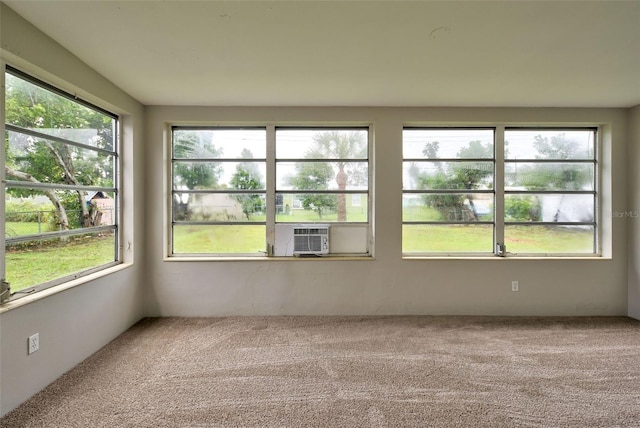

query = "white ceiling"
[5,0,640,108]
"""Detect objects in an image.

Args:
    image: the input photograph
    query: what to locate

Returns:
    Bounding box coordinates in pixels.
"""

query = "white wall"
[0,3,145,416]
[628,105,640,319]
[0,0,635,417]
[145,106,628,318]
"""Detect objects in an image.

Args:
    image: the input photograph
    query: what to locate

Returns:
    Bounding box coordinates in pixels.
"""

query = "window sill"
[0,263,133,314]
[403,256,610,261]
[164,255,374,262]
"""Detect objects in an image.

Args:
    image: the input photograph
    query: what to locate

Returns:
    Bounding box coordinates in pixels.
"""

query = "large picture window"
[403,128,495,254]
[504,128,597,254]
[402,126,598,256]
[170,126,371,257]
[3,66,120,297]
[171,127,267,255]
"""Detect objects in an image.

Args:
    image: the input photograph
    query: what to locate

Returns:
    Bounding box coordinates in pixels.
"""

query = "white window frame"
[403,125,601,258]
[501,127,599,256]
[1,64,121,301]
[170,126,268,256]
[402,127,496,256]
[167,124,373,258]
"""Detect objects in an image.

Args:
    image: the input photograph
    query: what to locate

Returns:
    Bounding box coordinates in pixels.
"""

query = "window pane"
[173,225,265,254]
[505,225,594,254]
[5,189,116,236]
[505,194,593,223]
[276,161,368,191]
[403,129,494,159]
[5,230,116,292]
[171,127,270,256]
[172,161,221,190]
[505,129,595,160]
[5,73,115,151]
[173,193,266,222]
[505,162,594,191]
[7,130,115,187]
[275,193,368,223]
[403,161,493,190]
[403,194,493,222]
[276,129,368,159]
[402,128,495,255]
[173,128,266,159]
[402,224,493,253]
[4,69,119,295]
[173,161,265,191]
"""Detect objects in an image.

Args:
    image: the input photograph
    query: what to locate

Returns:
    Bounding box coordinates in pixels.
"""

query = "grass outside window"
[6,233,116,292]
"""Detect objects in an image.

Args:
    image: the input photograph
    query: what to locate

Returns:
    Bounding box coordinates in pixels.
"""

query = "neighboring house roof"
[85,191,110,201]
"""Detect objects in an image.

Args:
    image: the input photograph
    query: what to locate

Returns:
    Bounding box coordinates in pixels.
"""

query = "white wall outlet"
[511,281,519,292]
[28,333,39,354]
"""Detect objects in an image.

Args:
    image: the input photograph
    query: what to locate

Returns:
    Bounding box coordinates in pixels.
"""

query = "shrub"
[505,196,541,221]
[5,200,55,223]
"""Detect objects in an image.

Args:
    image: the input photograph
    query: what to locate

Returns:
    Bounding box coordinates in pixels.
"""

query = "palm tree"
[311,131,367,221]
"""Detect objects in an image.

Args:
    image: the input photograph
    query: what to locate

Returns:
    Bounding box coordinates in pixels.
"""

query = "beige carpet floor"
[2,316,640,427]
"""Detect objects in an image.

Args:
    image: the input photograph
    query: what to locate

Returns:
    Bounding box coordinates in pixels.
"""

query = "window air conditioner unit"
[292,224,329,255]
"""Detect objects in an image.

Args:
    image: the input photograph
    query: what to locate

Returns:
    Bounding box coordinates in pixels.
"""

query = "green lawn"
[402,205,442,222]
[174,222,593,255]
[276,207,368,223]
[505,225,594,254]
[402,224,593,254]
[5,217,594,293]
[173,204,369,254]
[402,205,593,253]
[5,221,46,237]
[173,225,266,254]
[403,205,494,253]
[5,234,115,292]
[403,224,494,252]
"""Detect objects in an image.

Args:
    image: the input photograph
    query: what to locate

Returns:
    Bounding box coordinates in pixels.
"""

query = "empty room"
[1,1,640,426]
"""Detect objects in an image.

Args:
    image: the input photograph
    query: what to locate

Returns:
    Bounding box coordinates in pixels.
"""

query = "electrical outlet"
[28,333,39,355]
[511,281,519,292]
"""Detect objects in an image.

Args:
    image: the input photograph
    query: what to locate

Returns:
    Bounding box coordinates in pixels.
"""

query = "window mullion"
[6,181,116,193]
[595,128,602,254]
[5,124,116,156]
[114,118,121,261]
[495,125,505,255]
[265,125,276,256]
[0,61,7,291]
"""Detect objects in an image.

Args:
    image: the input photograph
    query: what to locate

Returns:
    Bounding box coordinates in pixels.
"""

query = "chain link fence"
[5,209,64,237]
[5,209,113,238]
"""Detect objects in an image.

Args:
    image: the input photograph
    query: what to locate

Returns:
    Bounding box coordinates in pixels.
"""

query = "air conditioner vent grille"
[292,224,329,255]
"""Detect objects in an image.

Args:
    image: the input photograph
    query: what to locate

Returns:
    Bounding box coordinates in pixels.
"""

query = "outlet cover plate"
[28,333,39,354]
